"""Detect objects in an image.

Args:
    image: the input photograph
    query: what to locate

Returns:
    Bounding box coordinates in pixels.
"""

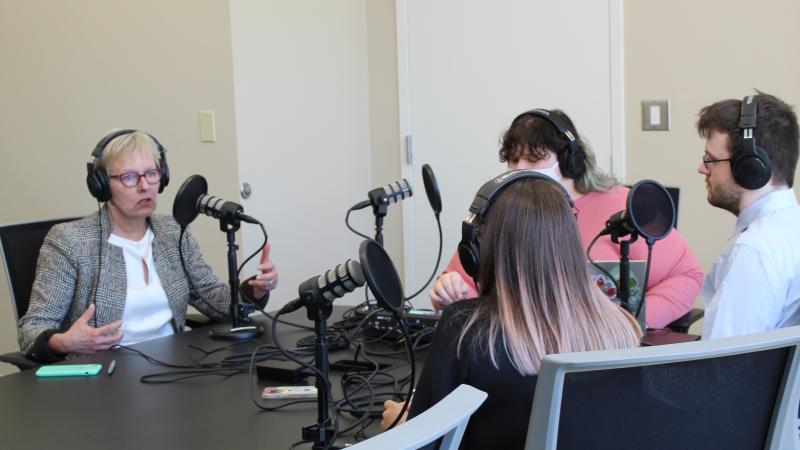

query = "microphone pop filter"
[359,239,404,313]
[628,179,675,243]
[422,164,442,215]
[173,175,208,227]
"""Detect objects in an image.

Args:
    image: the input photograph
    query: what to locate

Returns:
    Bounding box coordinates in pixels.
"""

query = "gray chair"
[346,384,487,450]
[526,326,800,450]
[0,217,81,370]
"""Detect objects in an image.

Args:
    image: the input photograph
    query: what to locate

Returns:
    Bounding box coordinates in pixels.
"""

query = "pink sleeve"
[639,230,705,329]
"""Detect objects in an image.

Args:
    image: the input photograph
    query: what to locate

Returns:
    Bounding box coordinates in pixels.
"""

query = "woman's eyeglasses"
[109,169,161,188]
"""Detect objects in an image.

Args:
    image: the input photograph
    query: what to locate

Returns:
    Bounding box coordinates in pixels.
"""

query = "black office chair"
[0,217,80,371]
[527,325,800,449]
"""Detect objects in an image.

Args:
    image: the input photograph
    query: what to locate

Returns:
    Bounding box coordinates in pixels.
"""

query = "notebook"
[587,260,647,332]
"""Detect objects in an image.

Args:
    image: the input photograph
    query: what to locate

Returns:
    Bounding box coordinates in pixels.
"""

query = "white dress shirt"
[108,228,174,345]
[701,188,800,339]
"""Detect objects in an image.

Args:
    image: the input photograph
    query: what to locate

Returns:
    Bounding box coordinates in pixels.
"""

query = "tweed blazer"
[18,206,231,359]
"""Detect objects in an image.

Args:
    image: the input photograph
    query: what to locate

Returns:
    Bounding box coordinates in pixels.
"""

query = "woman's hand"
[248,243,279,296]
[381,398,411,430]
[429,272,471,310]
[47,304,123,354]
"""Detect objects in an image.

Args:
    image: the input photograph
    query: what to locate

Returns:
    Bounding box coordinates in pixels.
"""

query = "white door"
[397,0,625,307]
[230,0,374,311]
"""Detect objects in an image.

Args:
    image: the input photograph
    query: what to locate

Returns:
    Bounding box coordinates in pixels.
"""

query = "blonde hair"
[571,138,617,194]
[96,130,161,173]
[457,178,641,375]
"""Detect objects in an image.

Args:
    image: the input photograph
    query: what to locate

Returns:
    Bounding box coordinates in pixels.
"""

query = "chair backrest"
[525,325,800,450]
[0,217,80,319]
[347,384,487,450]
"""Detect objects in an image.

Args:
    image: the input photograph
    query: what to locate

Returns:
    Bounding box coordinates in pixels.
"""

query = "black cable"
[404,215,443,302]
[256,309,315,331]
[345,205,372,240]
[236,221,268,296]
[91,201,104,327]
[178,226,229,318]
[270,311,340,450]
[587,232,620,293]
[633,243,654,321]
[246,343,318,412]
[384,317,415,430]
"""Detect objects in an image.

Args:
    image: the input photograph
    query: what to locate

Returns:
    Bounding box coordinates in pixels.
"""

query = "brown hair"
[457,178,641,375]
[498,109,617,194]
[697,92,799,188]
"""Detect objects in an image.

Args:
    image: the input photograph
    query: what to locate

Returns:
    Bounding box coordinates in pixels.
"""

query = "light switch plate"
[199,110,216,142]
[641,100,670,131]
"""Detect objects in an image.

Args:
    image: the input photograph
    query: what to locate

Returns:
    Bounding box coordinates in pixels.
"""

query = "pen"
[107,359,116,376]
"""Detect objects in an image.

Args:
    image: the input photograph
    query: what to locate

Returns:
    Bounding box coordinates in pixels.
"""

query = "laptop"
[587,260,647,333]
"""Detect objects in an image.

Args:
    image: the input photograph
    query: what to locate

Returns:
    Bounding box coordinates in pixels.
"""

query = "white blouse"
[108,228,174,345]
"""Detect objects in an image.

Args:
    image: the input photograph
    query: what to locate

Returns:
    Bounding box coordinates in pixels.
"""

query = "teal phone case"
[35,363,103,377]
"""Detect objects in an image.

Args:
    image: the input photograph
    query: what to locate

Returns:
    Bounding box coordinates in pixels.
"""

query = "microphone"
[197,194,259,225]
[422,164,442,216]
[369,179,413,207]
[598,180,673,243]
[279,259,366,315]
[351,179,414,211]
[173,175,258,227]
[599,210,637,238]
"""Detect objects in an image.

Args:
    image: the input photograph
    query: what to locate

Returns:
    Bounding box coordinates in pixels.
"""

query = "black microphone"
[369,179,412,207]
[197,194,259,225]
[598,180,672,243]
[599,210,637,238]
[422,164,442,216]
[351,179,413,211]
[173,175,258,227]
[279,259,366,315]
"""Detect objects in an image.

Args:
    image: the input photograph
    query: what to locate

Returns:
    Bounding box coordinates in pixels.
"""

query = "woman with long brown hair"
[386,174,641,449]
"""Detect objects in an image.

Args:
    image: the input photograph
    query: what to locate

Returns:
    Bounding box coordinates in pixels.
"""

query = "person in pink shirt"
[430,109,704,329]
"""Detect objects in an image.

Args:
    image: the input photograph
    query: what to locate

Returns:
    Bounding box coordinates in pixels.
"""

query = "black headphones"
[457,170,575,280]
[732,95,772,190]
[86,129,170,202]
[509,108,586,178]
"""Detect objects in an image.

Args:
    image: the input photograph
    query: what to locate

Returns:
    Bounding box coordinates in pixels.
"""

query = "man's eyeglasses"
[109,169,161,188]
[702,154,731,171]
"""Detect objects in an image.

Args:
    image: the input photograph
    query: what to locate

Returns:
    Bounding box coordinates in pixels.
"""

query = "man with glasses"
[696,92,800,339]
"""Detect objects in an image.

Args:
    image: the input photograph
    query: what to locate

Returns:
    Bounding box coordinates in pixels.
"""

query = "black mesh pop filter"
[359,239,404,313]
[173,175,208,227]
[627,180,676,243]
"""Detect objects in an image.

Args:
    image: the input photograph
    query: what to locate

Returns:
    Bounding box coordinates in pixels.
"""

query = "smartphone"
[262,386,318,400]
[35,364,103,377]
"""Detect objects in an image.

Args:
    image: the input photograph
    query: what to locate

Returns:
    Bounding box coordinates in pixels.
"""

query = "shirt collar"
[735,188,798,234]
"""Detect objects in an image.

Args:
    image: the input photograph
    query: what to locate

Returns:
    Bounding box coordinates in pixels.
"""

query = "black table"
[0,307,416,450]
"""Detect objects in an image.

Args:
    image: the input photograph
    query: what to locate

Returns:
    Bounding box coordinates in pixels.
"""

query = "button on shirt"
[701,189,800,339]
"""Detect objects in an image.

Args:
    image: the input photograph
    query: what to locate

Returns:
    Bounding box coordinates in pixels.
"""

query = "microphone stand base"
[208,324,263,341]
[302,424,338,450]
